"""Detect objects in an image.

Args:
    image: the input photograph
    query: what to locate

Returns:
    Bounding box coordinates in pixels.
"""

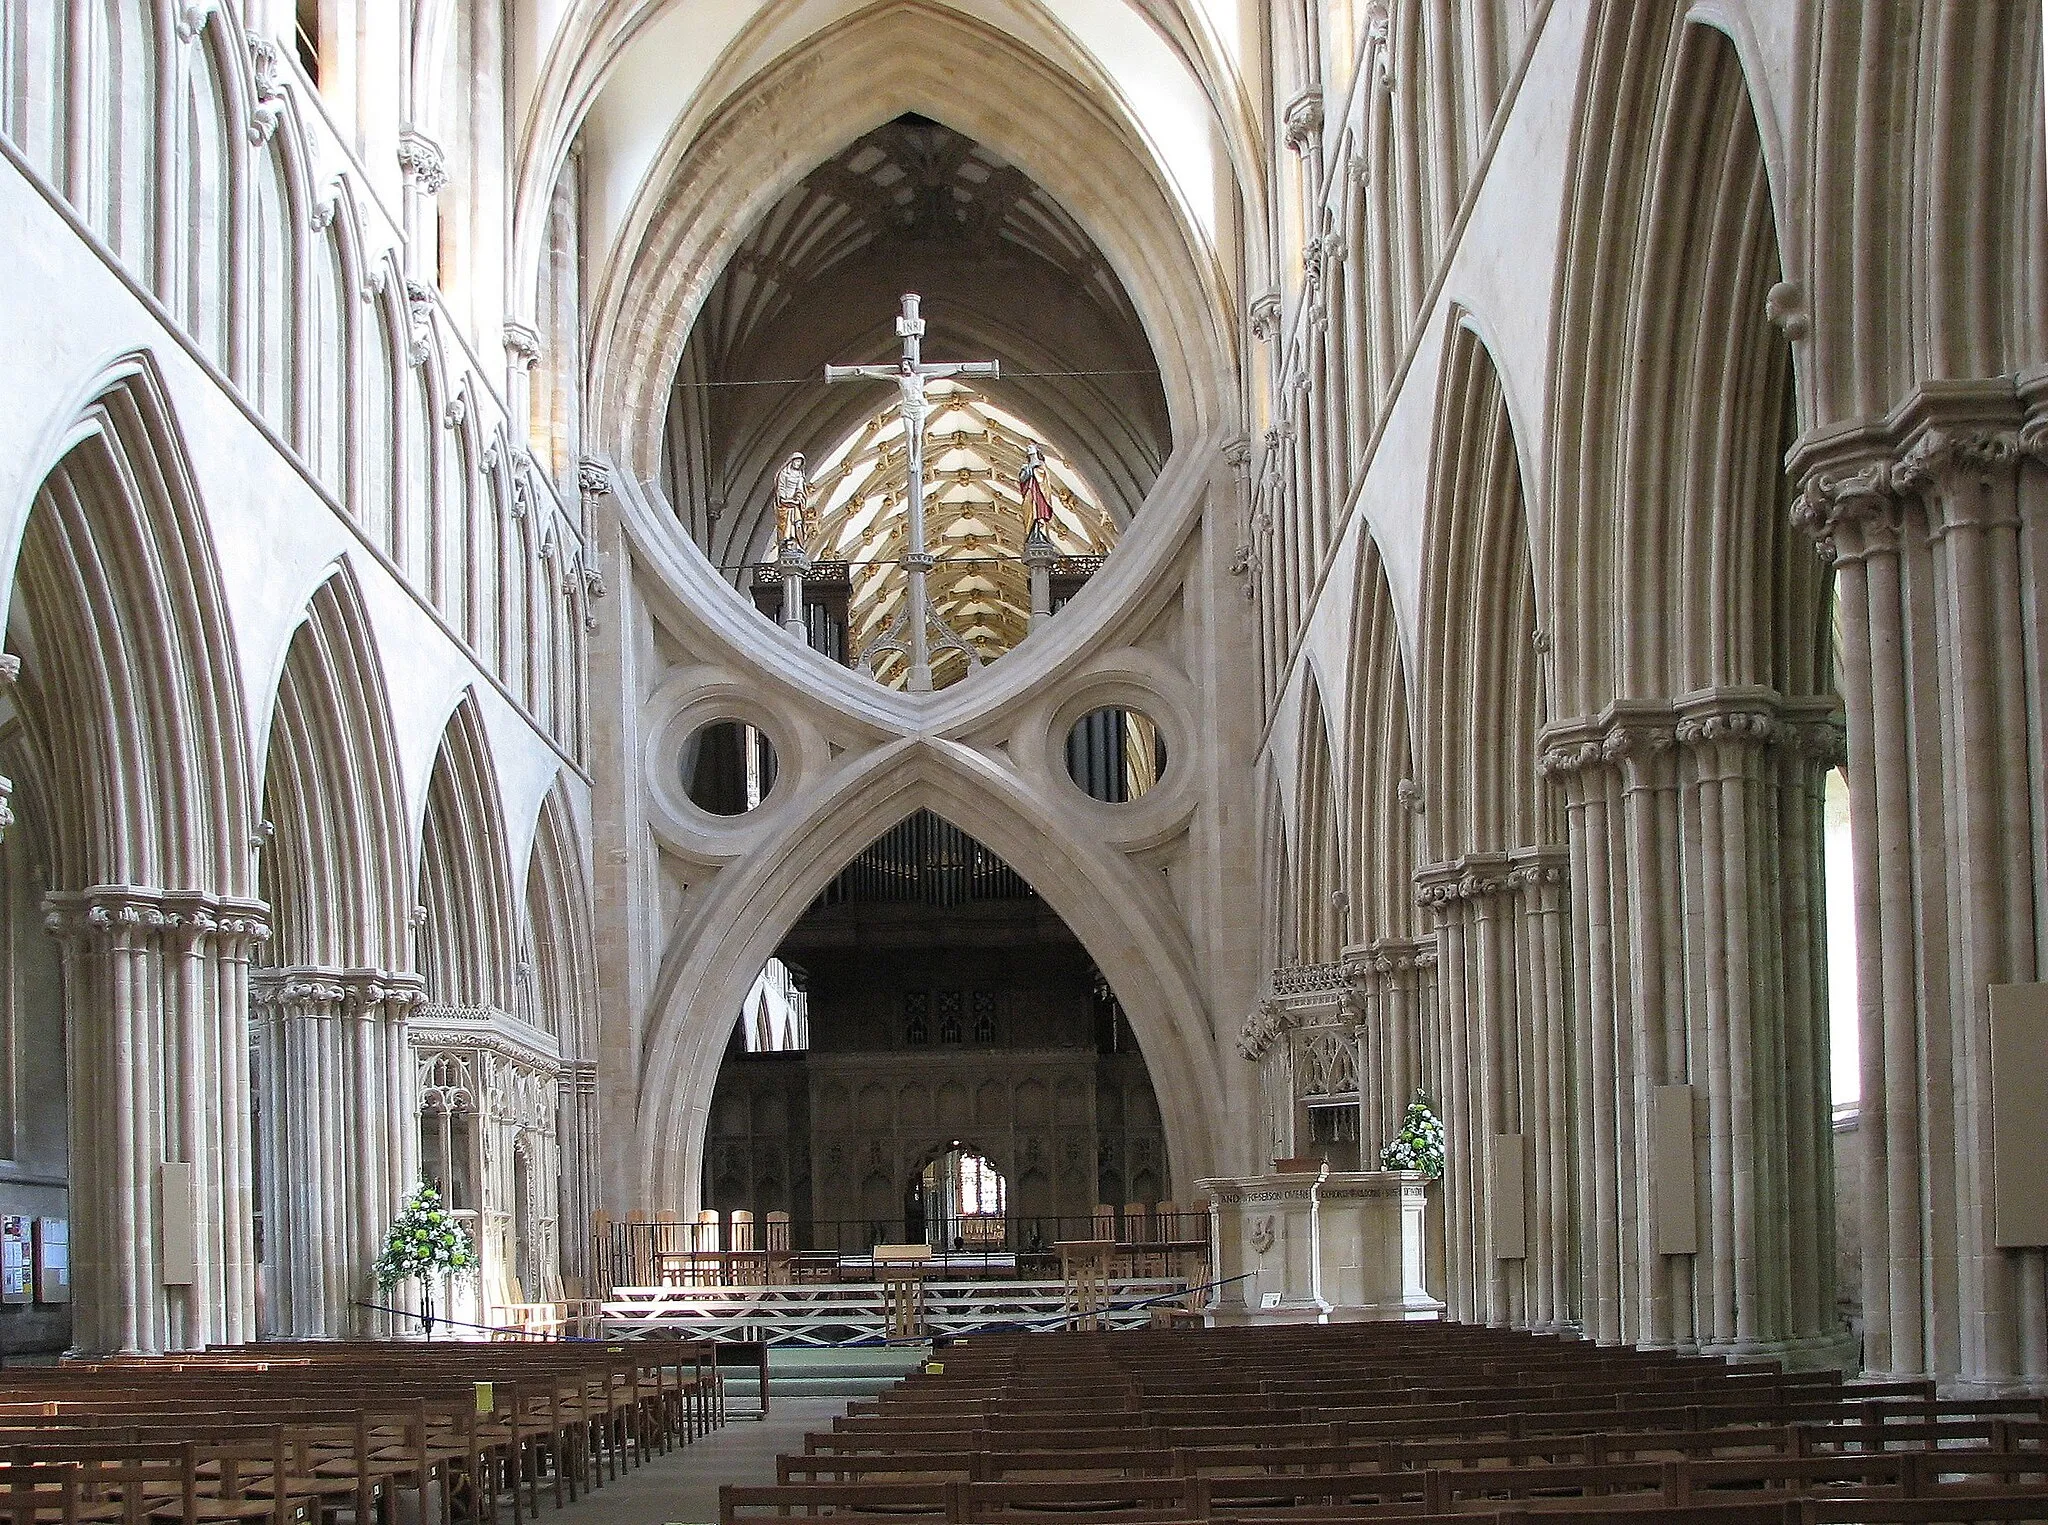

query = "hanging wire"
[671,367,1159,391]
[710,552,1104,574]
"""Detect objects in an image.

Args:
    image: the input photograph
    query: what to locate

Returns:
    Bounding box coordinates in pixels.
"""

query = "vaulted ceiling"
[660,115,1171,582]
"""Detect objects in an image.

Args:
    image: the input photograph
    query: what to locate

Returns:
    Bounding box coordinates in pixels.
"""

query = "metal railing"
[593,1209,1210,1294]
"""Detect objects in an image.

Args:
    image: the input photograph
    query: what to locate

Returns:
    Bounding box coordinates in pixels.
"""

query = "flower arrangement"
[374,1179,477,1333]
[1380,1093,1446,1179]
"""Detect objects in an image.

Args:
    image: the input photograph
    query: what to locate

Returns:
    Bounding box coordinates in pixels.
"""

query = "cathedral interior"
[0,0,2044,1414]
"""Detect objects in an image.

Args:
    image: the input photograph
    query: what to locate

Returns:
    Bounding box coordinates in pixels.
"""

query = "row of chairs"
[721,1322,2048,1523]
[0,1336,725,1524]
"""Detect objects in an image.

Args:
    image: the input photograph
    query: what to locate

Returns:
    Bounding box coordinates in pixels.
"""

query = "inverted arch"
[633,738,1225,1212]
[418,691,520,1011]
[258,562,412,972]
[588,0,1233,485]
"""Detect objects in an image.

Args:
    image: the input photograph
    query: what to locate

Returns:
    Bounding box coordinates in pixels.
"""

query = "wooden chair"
[766,1212,793,1285]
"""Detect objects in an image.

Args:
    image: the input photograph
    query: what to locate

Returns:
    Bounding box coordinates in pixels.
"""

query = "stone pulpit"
[1199,1168,1443,1322]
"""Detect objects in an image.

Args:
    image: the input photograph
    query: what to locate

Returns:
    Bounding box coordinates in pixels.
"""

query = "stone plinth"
[1199,1170,1443,1323]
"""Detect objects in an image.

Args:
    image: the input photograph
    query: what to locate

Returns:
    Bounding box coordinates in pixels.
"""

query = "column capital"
[1414,854,1512,909]
[42,886,270,951]
[1281,90,1324,155]
[251,966,427,1019]
[397,127,449,195]
[502,321,542,371]
[1541,689,1843,776]
[1791,378,2039,557]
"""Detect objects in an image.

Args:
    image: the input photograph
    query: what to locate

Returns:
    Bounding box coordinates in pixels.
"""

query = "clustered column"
[1539,690,1843,1361]
[1793,382,2048,1390]
[557,1059,600,1285]
[1411,852,1573,1333]
[42,889,270,1354]
[251,968,424,1336]
[1342,937,1437,1157]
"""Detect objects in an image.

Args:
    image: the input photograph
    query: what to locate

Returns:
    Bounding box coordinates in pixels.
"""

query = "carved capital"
[43,887,271,951]
[1414,855,1512,910]
[502,321,542,371]
[1281,91,1324,155]
[578,459,614,498]
[247,37,287,146]
[403,279,435,365]
[1249,292,1283,344]
[397,128,449,195]
[1363,1,1394,90]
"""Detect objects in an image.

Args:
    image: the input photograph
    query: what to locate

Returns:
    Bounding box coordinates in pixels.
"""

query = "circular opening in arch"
[1065,706,1166,803]
[682,720,778,815]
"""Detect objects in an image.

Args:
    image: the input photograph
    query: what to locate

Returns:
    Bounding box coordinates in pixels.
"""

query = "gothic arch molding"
[3,353,256,898]
[1341,528,1420,946]
[1284,668,1343,963]
[586,0,1234,485]
[418,691,521,1011]
[3,354,263,1353]
[1416,317,1549,865]
[1547,10,1821,715]
[1798,3,2046,427]
[256,561,413,973]
[632,737,1226,1213]
[524,775,601,1280]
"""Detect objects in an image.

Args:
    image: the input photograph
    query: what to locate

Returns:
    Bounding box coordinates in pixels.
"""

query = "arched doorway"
[698,808,1174,1269]
[910,1141,1006,1251]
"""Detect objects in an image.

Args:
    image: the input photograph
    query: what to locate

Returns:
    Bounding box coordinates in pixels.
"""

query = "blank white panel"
[1651,1085,1698,1256]
[1991,984,2048,1248]
[1489,1134,1526,1260]
[160,1162,197,1286]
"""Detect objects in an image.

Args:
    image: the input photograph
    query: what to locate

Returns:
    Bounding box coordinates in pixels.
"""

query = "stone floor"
[538,1397,850,1525]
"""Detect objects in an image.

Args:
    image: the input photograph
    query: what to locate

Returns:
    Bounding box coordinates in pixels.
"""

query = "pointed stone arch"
[632,739,1226,1214]
[5,355,263,1352]
[1286,669,1343,966]
[1537,11,1846,1364]
[257,561,411,972]
[1799,4,2046,427]
[248,558,418,1336]
[1343,530,1420,945]
[1416,314,1550,866]
[587,0,1234,483]
[1548,11,1823,714]
[1411,315,1571,1335]
[1342,528,1429,1149]
[417,691,519,1012]
[524,776,600,1283]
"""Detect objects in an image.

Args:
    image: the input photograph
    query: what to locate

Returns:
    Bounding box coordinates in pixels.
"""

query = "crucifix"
[825,293,1000,692]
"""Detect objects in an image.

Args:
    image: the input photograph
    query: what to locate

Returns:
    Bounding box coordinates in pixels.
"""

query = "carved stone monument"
[1200,1165,1442,1322]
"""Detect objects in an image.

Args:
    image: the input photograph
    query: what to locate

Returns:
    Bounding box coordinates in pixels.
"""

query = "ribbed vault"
[659,113,1169,576]
[806,380,1116,686]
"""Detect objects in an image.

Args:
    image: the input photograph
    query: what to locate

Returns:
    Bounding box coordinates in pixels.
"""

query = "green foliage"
[1380,1093,1446,1179]
[374,1179,479,1294]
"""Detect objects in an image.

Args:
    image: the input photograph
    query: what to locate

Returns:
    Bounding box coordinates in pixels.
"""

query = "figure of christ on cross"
[825,293,1000,693]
